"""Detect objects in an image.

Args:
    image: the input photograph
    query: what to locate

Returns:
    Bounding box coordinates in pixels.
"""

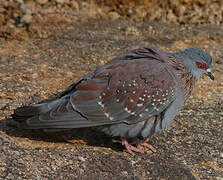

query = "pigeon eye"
[195,62,207,70]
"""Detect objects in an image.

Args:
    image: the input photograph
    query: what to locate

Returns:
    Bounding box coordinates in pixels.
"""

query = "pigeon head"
[176,48,214,80]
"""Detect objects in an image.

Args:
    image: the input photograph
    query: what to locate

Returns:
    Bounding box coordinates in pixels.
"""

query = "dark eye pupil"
[196,62,206,69]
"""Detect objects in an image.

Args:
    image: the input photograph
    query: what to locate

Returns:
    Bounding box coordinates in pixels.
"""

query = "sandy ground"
[0,13,223,179]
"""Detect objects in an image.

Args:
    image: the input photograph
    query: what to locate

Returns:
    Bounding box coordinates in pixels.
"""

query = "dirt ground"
[0,1,223,179]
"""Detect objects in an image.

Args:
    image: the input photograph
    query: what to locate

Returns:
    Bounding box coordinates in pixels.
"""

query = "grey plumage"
[12,46,214,154]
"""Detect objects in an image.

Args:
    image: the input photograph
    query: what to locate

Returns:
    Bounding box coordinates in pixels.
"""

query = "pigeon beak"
[206,69,214,80]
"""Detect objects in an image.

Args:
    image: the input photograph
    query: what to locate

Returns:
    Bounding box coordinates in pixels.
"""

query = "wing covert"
[70,58,176,125]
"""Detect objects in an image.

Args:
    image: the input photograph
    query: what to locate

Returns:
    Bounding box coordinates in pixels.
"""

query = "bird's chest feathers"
[180,71,196,98]
[168,57,196,98]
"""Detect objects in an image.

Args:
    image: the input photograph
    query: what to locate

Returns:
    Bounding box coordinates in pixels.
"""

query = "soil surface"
[0,2,223,179]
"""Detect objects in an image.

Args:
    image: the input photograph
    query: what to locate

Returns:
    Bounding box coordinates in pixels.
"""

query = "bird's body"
[12,46,214,154]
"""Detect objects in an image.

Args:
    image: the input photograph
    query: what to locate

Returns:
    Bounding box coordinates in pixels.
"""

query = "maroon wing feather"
[70,47,176,125]
[15,46,177,129]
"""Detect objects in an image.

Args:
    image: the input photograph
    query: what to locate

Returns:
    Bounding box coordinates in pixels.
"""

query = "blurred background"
[0,0,222,39]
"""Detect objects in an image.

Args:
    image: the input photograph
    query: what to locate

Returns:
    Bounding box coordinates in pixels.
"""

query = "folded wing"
[13,46,176,130]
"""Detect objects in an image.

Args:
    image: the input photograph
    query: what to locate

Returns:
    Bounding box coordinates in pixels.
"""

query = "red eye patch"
[195,62,207,70]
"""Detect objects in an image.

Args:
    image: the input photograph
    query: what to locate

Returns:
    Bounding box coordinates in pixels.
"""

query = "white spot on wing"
[155,107,159,111]
[104,113,110,118]
[98,101,104,108]
[124,107,132,114]
[137,103,143,107]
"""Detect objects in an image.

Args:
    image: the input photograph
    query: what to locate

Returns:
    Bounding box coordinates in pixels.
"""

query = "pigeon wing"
[15,47,177,129]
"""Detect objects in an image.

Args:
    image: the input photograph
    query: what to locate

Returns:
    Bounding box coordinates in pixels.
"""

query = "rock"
[70,1,79,10]
[56,0,69,4]
[21,13,33,23]
[121,26,140,36]
[36,0,48,5]
[108,11,120,20]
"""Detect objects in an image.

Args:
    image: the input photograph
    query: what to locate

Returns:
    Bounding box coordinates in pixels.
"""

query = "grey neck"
[173,51,203,80]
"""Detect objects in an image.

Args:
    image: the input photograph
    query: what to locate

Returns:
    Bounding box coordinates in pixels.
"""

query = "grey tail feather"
[12,98,65,122]
[12,79,86,122]
[11,96,112,130]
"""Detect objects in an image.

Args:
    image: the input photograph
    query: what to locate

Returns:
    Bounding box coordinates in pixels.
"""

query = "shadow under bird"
[12,46,214,155]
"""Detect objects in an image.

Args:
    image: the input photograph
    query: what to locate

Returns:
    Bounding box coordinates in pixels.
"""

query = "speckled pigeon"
[12,46,214,155]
